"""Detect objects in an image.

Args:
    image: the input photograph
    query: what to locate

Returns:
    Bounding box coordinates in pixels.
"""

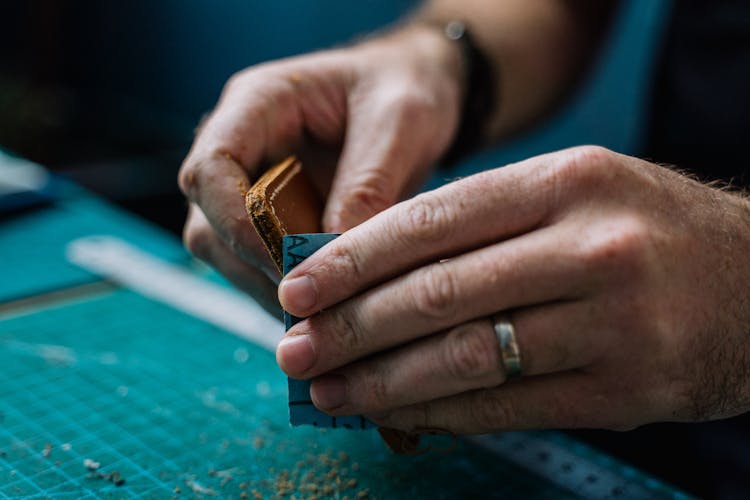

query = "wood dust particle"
[107,471,126,487]
[273,470,295,496]
[83,458,100,471]
[185,478,218,496]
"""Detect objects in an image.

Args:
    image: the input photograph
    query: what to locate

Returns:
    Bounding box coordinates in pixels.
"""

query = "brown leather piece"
[245,156,323,274]
[377,427,423,455]
[244,156,417,454]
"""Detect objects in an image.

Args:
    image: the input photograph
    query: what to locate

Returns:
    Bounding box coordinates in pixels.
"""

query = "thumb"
[322,89,449,232]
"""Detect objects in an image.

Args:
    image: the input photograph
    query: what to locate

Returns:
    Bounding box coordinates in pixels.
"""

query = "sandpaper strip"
[283,233,375,429]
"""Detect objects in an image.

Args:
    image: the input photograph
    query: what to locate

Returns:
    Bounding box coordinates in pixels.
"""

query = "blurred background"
[7,1,750,497]
[0,0,669,236]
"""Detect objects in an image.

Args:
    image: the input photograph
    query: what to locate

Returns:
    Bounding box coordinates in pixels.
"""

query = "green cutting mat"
[0,286,692,499]
[0,289,579,499]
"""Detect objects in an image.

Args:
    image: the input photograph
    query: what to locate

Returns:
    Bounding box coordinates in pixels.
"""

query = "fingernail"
[311,375,347,410]
[279,276,317,314]
[277,335,315,375]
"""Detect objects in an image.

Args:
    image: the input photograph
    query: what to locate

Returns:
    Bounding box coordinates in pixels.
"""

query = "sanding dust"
[185,476,218,496]
[83,458,126,486]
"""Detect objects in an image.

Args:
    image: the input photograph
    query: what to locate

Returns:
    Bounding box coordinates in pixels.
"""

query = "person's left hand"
[274,146,750,434]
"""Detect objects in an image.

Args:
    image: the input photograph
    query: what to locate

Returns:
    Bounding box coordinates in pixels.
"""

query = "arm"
[416,0,618,141]
[277,146,750,432]
[178,1,617,313]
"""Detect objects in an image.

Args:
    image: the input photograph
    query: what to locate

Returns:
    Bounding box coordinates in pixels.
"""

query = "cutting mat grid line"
[0,394,158,496]
[2,376,188,475]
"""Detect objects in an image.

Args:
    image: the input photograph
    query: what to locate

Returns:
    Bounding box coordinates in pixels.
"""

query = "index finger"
[279,151,562,317]
[178,72,301,273]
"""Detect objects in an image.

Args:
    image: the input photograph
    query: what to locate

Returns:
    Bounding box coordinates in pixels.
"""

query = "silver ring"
[492,313,522,379]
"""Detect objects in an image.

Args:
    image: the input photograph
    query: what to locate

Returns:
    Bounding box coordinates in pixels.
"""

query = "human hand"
[178,25,464,311]
[276,146,750,433]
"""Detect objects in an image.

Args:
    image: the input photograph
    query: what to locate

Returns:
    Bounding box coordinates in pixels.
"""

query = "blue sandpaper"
[282,233,375,429]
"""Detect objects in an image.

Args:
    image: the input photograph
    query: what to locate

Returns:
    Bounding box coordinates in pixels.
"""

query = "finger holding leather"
[184,204,281,314]
[278,224,595,379]
[279,153,568,317]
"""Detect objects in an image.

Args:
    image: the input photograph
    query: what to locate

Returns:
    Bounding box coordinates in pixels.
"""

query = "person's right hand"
[178,25,465,314]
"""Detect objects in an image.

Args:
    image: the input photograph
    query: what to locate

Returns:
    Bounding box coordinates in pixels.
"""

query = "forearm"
[414,0,618,142]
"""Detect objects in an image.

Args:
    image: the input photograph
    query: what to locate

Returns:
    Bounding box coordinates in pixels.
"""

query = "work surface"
[0,152,690,498]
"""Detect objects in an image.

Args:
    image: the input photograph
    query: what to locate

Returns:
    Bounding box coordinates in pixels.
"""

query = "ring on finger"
[492,313,522,379]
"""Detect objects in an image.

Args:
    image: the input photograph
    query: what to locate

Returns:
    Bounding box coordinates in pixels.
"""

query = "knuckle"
[411,264,459,321]
[568,145,614,167]
[324,238,365,284]
[183,222,212,261]
[342,173,395,219]
[386,89,435,123]
[318,306,366,354]
[581,216,652,278]
[398,193,457,245]
[222,68,252,96]
[361,370,391,410]
[473,390,517,431]
[177,157,200,198]
[178,152,226,201]
[444,323,500,382]
[547,145,616,197]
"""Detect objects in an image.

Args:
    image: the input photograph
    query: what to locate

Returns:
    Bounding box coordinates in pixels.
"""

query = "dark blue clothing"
[647,0,750,184]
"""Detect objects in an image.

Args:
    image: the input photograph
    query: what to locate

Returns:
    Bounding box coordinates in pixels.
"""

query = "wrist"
[432,21,497,166]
